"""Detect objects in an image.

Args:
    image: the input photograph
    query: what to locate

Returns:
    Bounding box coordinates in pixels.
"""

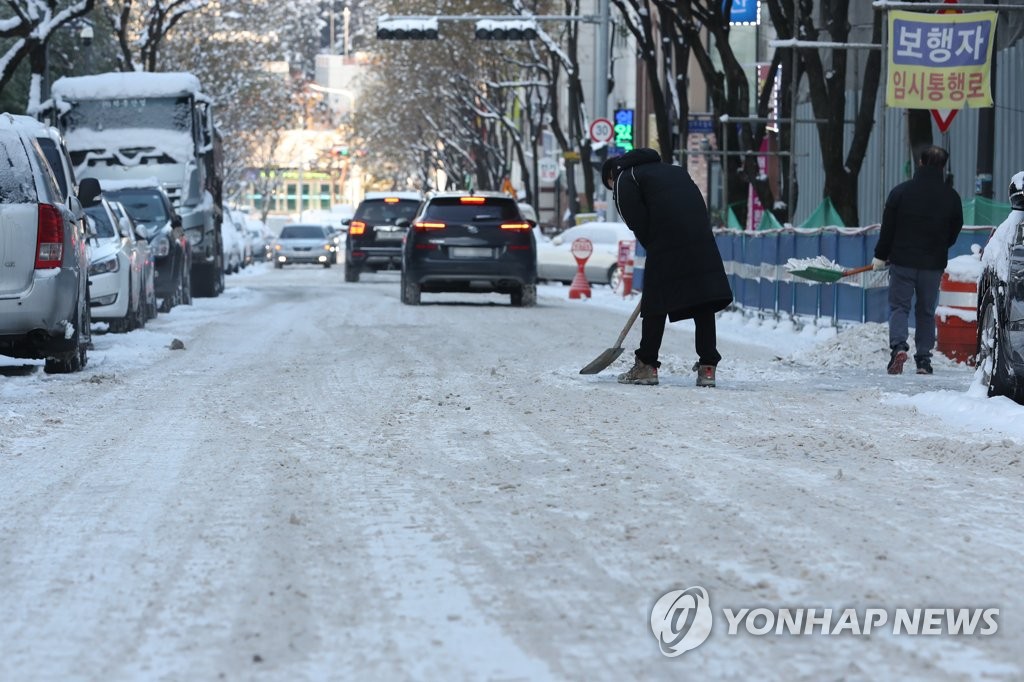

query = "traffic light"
[376,18,439,40]
[475,19,538,41]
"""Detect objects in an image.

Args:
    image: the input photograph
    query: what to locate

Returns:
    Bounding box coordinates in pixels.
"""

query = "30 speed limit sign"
[589,118,614,143]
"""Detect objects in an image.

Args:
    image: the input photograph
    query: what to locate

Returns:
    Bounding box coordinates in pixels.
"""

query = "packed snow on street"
[1,263,1021,681]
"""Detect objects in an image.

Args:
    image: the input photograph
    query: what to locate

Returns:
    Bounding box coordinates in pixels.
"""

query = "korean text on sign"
[885,11,997,110]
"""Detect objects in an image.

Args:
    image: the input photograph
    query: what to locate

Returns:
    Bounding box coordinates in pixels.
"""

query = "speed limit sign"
[589,118,614,143]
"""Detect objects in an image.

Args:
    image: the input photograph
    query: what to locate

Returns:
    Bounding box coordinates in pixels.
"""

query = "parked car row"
[0,113,256,374]
[222,208,272,274]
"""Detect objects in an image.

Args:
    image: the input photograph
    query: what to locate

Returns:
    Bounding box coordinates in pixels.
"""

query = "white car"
[221,208,246,274]
[81,181,148,333]
[108,199,158,321]
[536,221,636,287]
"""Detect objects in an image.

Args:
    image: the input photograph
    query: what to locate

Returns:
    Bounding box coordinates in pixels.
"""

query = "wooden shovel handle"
[842,264,875,277]
[614,300,643,347]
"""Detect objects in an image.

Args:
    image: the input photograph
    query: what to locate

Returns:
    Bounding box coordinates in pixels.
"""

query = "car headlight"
[89,256,119,276]
[186,228,204,245]
[153,236,171,257]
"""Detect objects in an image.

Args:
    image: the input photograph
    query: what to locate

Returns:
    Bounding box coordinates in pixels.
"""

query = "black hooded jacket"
[875,165,963,270]
[611,148,733,320]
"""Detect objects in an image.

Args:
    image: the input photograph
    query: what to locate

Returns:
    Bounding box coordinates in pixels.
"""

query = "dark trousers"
[636,310,722,368]
[887,264,943,360]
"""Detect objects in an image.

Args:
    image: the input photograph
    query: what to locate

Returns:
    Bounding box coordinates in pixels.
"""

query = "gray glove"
[871,257,887,271]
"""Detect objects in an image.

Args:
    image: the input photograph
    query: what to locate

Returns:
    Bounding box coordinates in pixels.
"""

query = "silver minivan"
[0,114,90,373]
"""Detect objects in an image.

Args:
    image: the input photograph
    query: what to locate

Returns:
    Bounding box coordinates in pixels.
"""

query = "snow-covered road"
[1,264,1021,680]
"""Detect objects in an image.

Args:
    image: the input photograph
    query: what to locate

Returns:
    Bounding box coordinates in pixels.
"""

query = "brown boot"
[693,362,716,388]
[617,359,659,385]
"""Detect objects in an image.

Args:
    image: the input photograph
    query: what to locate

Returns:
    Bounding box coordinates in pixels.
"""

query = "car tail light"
[413,221,446,231]
[384,197,400,204]
[500,222,531,230]
[35,203,64,269]
[349,220,366,235]
[459,196,486,204]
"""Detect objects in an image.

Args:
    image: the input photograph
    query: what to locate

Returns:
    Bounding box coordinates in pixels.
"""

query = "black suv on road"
[344,192,422,282]
[401,192,537,306]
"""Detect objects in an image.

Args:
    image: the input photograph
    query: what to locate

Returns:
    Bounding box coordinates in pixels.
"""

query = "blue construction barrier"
[708,225,994,324]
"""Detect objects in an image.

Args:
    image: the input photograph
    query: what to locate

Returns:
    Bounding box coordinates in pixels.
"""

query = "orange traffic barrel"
[935,272,977,365]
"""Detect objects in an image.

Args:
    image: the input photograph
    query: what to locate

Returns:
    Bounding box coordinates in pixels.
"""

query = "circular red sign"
[571,237,594,261]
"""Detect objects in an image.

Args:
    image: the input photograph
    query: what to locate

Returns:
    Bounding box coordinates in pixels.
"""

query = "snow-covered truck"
[46,72,225,297]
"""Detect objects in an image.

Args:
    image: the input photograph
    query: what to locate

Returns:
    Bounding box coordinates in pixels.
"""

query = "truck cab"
[47,71,224,298]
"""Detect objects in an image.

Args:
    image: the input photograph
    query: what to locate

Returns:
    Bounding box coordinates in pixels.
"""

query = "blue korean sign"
[723,0,760,25]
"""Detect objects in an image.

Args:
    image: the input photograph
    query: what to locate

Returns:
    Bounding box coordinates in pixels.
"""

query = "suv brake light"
[349,220,366,235]
[459,196,486,204]
[414,221,446,231]
[35,203,64,269]
[500,222,531,230]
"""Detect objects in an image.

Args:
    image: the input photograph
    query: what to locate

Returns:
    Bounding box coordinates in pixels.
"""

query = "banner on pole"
[885,10,997,109]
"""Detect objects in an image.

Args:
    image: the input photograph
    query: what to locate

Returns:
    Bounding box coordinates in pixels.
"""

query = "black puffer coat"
[875,165,963,270]
[612,148,733,320]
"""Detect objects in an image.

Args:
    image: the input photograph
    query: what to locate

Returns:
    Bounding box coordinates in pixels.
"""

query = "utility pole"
[594,0,613,220]
[976,0,997,198]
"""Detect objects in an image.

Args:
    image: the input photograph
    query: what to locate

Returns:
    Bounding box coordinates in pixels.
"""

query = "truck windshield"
[61,97,192,133]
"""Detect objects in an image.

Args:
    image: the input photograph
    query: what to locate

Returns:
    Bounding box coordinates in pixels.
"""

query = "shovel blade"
[789,266,845,283]
[579,346,625,375]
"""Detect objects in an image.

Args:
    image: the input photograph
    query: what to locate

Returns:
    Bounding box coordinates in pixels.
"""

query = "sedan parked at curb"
[272,224,337,268]
[536,221,635,288]
[80,180,148,333]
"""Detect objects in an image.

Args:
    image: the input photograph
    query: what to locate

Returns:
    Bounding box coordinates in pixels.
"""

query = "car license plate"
[375,227,402,240]
[450,247,492,258]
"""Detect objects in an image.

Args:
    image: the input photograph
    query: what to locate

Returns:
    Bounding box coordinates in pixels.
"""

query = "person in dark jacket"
[601,148,733,386]
[873,145,963,375]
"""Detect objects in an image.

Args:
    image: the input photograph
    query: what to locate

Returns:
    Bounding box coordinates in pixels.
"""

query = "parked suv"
[102,180,191,312]
[0,115,90,372]
[401,192,537,306]
[345,191,421,282]
[977,172,1024,403]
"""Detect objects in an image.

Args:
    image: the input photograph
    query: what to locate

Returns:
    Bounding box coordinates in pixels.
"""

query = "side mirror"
[68,194,84,220]
[85,215,98,237]
[340,218,351,226]
[395,218,411,228]
[78,177,101,208]
[118,216,133,239]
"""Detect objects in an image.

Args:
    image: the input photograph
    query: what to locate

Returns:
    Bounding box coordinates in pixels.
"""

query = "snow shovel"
[789,263,874,284]
[579,300,643,375]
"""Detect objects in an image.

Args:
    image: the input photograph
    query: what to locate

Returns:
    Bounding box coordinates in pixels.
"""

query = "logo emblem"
[467,225,478,234]
[650,586,713,657]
